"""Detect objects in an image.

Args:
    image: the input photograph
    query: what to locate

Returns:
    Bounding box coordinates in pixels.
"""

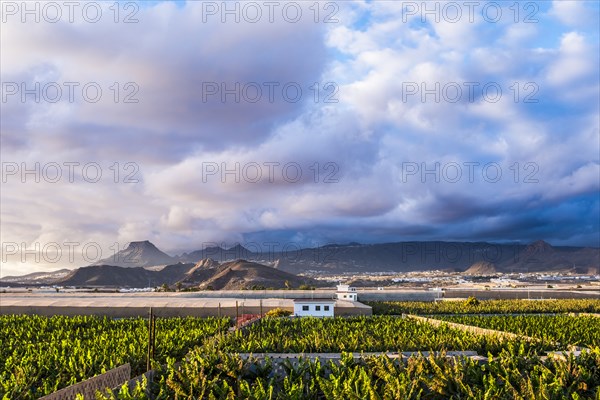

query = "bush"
[465,296,480,306]
[265,308,292,317]
[248,285,266,290]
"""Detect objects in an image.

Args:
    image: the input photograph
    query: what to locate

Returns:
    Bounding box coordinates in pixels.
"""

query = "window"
[343,295,347,298]
[315,305,321,311]
[302,305,309,311]
[324,305,330,311]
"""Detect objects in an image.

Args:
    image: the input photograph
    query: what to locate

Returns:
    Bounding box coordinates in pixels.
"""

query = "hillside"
[54,259,317,289]
[58,262,194,287]
[177,258,221,286]
[464,261,497,275]
[196,259,316,290]
[0,269,71,286]
[497,240,600,274]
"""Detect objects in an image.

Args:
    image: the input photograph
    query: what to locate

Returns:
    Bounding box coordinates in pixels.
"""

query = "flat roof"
[292,298,336,303]
[0,294,372,317]
[0,295,291,308]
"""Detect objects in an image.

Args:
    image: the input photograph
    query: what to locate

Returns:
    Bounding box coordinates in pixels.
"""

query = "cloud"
[549,1,595,27]
[1,1,599,276]
[1,1,329,159]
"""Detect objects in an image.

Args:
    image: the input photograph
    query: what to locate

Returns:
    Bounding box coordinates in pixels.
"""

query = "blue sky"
[1,0,599,275]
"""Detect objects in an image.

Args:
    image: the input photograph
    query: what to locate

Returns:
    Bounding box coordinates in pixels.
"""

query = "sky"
[1,0,599,277]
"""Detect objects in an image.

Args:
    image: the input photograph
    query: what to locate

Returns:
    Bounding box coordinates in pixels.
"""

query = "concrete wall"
[443,289,600,300]
[0,296,372,317]
[293,302,335,317]
[0,305,267,318]
[358,291,439,301]
[337,293,357,301]
[39,364,130,400]
[179,289,439,301]
[406,315,540,343]
[180,290,336,299]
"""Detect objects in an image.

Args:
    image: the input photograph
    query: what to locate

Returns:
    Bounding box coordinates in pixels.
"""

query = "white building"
[293,299,335,317]
[336,284,357,301]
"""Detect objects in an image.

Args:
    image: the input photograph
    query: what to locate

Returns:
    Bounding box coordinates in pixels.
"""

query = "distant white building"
[293,299,335,317]
[490,278,520,287]
[336,284,357,301]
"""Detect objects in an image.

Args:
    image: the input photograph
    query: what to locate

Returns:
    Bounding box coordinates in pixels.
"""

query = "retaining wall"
[38,364,130,400]
[405,314,539,342]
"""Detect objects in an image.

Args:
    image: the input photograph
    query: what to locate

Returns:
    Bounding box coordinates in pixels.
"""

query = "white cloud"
[549,1,592,27]
[2,1,599,276]
[546,32,595,86]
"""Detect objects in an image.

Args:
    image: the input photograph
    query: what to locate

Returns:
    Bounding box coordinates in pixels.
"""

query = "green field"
[367,299,600,315]
[124,347,600,400]
[0,315,230,399]
[2,299,600,399]
[216,315,546,355]
[437,314,600,348]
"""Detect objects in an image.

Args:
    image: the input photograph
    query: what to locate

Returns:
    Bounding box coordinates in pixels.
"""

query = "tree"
[161,283,169,292]
[176,282,182,292]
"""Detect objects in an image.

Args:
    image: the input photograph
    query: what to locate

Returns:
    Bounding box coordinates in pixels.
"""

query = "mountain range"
[179,239,599,275]
[50,259,316,289]
[1,240,598,287]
